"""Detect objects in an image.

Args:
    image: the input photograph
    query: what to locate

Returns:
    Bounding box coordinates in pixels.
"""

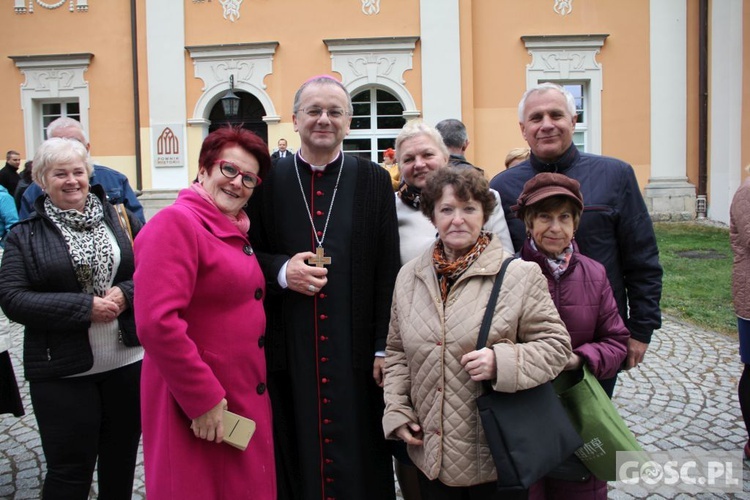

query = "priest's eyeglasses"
[300,107,348,119]
[218,161,262,189]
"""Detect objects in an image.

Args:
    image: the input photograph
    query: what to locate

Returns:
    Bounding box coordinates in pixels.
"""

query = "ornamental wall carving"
[15,0,88,13]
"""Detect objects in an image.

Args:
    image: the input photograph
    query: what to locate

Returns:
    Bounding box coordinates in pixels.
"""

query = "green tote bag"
[552,365,644,481]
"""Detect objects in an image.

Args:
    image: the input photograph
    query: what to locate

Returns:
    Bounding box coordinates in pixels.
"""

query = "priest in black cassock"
[250,75,399,500]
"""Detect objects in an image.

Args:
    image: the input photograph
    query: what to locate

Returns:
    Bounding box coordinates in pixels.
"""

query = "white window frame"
[10,53,92,158]
[344,87,405,163]
[521,35,608,155]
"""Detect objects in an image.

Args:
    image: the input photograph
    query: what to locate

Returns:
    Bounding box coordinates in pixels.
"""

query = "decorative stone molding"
[186,42,278,127]
[324,37,420,118]
[15,0,88,13]
[361,0,380,15]
[522,34,607,154]
[9,53,92,156]
[218,0,242,22]
[553,0,573,16]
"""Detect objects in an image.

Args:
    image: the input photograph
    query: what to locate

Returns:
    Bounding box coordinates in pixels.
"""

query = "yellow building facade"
[1,0,748,222]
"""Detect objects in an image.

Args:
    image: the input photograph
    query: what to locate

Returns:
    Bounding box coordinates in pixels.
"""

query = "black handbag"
[475,257,583,491]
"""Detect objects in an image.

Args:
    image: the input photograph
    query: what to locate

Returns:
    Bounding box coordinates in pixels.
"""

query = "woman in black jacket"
[0,137,143,500]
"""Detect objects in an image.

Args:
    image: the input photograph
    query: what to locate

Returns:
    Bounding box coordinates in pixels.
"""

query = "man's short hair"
[6,150,20,160]
[292,75,354,116]
[435,119,468,150]
[517,82,577,122]
[46,117,89,143]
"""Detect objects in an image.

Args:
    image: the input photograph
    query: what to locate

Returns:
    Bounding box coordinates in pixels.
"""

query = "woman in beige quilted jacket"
[383,167,571,499]
[730,164,750,460]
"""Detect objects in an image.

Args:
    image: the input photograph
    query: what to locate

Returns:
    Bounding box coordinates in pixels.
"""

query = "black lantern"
[221,75,241,118]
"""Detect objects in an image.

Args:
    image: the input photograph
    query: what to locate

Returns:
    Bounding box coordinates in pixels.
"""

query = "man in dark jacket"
[0,150,22,197]
[490,82,662,389]
[435,118,485,175]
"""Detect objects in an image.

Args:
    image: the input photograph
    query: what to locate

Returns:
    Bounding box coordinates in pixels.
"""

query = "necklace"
[293,152,345,267]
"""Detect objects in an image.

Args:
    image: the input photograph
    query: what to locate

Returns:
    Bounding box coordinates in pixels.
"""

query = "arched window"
[208,91,268,143]
[343,88,405,163]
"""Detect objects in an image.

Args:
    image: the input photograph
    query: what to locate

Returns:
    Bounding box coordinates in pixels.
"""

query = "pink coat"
[134,189,275,499]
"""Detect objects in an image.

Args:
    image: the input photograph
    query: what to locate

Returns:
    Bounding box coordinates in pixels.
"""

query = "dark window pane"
[377,102,404,116]
[353,103,370,116]
[377,116,406,129]
[351,117,371,130]
[43,103,61,116]
[352,91,369,103]
[376,89,396,101]
[66,102,80,115]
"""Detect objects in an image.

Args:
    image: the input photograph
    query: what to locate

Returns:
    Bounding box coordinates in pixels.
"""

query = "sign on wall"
[153,125,185,168]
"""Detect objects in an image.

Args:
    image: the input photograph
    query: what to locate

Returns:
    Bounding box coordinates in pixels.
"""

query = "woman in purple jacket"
[514,172,629,500]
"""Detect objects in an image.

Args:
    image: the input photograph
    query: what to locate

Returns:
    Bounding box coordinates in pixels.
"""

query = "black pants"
[30,361,141,500]
[417,470,527,500]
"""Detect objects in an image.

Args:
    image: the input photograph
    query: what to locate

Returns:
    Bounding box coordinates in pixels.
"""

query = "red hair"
[198,126,271,180]
[383,148,396,159]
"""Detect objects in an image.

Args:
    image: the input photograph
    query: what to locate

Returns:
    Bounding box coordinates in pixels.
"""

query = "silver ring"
[307,284,316,293]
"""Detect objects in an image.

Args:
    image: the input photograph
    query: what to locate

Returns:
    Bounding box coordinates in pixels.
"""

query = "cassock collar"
[529,143,579,174]
[297,151,343,172]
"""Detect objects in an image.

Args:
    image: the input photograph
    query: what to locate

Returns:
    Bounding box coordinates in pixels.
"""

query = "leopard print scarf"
[45,194,114,297]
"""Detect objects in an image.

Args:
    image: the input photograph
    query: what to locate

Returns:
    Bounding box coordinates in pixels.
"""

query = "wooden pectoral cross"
[307,246,332,268]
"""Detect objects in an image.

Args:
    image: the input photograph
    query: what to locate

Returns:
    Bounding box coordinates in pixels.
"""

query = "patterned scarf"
[45,194,114,297]
[433,231,492,302]
[398,182,421,210]
[190,182,251,234]
[530,238,574,280]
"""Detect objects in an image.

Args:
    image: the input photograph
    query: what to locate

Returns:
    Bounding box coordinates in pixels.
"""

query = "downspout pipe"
[698,0,708,196]
[130,0,143,191]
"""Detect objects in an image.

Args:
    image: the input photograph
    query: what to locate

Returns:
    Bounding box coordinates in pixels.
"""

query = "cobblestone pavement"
[1,317,749,499]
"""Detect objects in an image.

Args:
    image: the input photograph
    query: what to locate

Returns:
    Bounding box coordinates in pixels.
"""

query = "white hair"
[518,82,577,122]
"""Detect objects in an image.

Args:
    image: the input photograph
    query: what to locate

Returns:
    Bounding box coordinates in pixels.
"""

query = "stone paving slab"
[1,317,750,499]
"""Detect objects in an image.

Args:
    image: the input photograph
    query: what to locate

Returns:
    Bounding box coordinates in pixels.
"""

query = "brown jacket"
[731,178,750,318]
[383,237,571,487]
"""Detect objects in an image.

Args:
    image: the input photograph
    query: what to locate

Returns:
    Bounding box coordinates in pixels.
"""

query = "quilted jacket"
[0,186,142,381]
[520,238,629,380]
[383,236,571,487]
[731,177,750,319]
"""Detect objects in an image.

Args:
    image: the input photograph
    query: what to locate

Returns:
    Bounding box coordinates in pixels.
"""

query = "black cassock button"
[254,288,263,300]
[256,383,266,394]
[243,245,254,255]
[258,335,265,348]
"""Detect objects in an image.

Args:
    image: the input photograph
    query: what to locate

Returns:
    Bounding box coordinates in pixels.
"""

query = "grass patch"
[654,222,735,335]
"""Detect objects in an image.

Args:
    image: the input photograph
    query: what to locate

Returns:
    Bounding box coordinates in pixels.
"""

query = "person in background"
[134,126,276,499]
[395,120,514,265]
[515,172,629,499]
[384,167,571,499]
[0,137,143,500]
[504,147,530,169]
[271,138,292,166]
[0,150,22,197]
[730,164,750,460]
[490,82,662,393]
[0,180,21,418]
[435,118,485,175]
[20,117,145,223]
[14,160,33,211]
[382,147,401,191]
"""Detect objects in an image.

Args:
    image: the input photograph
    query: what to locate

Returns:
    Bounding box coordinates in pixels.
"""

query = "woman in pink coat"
[134,126,275,499]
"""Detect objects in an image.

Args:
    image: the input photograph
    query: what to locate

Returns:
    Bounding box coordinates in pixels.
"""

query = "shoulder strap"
[476,257,514,351]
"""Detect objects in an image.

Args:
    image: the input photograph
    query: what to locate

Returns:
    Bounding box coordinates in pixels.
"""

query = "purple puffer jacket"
[521,238,629,380]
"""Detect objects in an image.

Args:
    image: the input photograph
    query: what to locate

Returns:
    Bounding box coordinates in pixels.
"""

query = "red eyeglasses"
[217,160,262,189]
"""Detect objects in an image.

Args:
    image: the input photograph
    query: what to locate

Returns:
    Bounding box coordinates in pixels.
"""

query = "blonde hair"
[505,147,530,168]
